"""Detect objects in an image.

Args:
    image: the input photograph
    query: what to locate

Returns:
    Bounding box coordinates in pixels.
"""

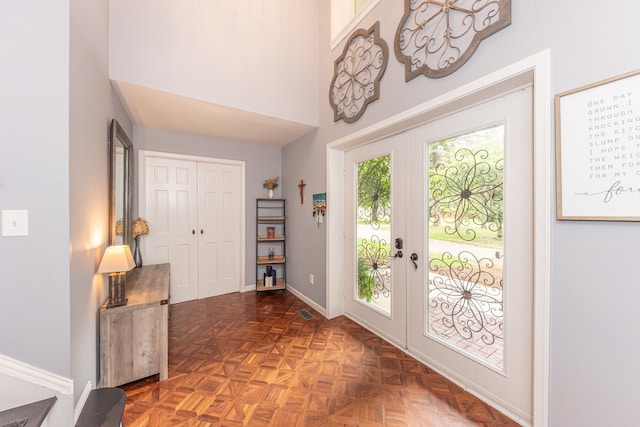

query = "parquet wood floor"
[121,291,520,426]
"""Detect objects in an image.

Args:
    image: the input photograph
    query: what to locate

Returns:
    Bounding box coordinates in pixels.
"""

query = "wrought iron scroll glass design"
[395,0,511,80]
[427,125,505,369]
[356,155,392,315]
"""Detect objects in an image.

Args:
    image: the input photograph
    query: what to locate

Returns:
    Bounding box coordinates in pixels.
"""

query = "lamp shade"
[98,245,136,274]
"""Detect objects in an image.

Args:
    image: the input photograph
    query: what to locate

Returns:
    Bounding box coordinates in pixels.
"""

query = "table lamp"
[98,245,136,308]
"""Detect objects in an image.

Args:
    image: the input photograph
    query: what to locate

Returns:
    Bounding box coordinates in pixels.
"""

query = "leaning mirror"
[109,119,133,247]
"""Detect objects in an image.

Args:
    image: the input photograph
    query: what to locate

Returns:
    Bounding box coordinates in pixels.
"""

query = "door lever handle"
[392,250,403,259]
[410,253,418,269]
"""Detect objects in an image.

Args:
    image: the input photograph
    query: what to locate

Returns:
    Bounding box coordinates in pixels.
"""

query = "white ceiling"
[113,81,317,148]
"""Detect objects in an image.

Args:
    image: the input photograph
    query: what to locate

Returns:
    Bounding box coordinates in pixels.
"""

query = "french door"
[344,134,408,347]
[344,87,533,421]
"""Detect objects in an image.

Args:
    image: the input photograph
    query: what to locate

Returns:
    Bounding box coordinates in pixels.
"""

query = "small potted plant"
[263,176,279,199]
[132,217,149,267]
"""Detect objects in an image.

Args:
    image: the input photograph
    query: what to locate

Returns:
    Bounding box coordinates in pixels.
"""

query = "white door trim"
[138,150,246,295]
[326,50,551,427]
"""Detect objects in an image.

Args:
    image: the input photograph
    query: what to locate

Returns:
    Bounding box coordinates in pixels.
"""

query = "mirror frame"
[109,119,133,247]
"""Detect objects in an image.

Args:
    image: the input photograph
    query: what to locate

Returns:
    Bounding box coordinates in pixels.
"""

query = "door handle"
[392,250,403,259]
[410,253,418,269]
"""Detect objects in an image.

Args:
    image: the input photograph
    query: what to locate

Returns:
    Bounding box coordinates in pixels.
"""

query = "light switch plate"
[2,210,29,236]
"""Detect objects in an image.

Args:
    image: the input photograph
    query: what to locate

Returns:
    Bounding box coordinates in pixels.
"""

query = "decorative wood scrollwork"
[395,0,511,80]
[330,22,389,123]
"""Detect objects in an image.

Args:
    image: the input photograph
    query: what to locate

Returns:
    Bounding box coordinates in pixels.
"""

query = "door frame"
[138,150,246,295]
[326,50,551,427]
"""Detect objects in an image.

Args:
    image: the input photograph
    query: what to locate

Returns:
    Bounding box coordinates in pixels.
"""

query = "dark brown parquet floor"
[121,291,520,426]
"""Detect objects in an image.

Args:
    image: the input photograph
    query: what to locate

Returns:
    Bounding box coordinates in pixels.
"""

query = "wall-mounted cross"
[298,180,306,204]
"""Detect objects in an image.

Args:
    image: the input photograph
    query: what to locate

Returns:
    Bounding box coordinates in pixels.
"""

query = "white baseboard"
[285,285,327,318]
[0,353,73,395]
[407,345,531,426]
[73,380,93,424]
[243,283,328,318]
[337,315,531,427]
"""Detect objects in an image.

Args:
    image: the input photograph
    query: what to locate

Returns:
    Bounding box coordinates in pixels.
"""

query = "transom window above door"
[331,0,381,49]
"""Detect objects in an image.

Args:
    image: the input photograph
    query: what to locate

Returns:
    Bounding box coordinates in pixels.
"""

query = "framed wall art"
[555,69,640,221]
[313,193,326,226]
[395,0,511,80]
[329,22,388,123]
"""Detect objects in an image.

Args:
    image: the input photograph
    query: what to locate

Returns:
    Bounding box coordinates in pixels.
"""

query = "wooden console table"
[99,263,170,387]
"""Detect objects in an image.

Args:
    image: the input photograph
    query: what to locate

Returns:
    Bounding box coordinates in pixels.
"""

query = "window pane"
[356,154,391,315]
[427,125,505,369]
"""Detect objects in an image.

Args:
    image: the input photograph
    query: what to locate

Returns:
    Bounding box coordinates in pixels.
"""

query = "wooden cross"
[298,180,306,204]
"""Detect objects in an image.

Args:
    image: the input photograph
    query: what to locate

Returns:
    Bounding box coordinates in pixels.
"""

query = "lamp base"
[107,298,128,309]
[107,272,128,309]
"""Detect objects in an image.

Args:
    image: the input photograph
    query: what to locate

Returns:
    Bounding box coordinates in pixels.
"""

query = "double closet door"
[141,151,243,304]
[343,87,534,423]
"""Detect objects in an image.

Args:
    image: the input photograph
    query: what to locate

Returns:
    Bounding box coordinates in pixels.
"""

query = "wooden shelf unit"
[256,198,286,291]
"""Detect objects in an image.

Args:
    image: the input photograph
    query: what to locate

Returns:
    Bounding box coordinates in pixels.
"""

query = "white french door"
[344,134,407,347]
[344,87,533,422]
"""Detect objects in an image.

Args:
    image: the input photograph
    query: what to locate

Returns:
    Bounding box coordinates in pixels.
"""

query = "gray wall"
[281,132,327,306]
[282,1,640,426]
[1,0,131,414]
[69,0,133,401]
[0,1,72,377]
[134,127,283,284]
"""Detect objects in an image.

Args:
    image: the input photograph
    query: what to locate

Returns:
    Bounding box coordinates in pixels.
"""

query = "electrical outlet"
[309,274,314,285]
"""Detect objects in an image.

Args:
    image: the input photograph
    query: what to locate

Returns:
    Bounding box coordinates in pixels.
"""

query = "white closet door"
[143,152,244,303]
[145,157,199,304]
[198,162,241,298]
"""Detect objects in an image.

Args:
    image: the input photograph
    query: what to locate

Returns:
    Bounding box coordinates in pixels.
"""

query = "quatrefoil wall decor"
[395,0,511,80]
[329,22,389,123]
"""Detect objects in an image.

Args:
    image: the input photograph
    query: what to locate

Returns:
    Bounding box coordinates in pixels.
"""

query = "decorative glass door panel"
[406,87,533,421]
[427,125,505,370]
[356,154,392,315]
[344,135,407,348]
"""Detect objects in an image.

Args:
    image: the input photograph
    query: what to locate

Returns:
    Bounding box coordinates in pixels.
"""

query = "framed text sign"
[555,69,640,221]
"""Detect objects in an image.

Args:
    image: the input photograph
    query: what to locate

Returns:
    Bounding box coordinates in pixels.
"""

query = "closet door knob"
[200,229,204,234]
[192,229,195,235]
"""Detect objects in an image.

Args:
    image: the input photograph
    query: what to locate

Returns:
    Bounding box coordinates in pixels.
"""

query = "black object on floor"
[75,388,125,427]
[0,396,56,427]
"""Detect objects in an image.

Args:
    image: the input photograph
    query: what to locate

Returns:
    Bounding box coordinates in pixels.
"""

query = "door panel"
[344,135,407,347]
[407,87,533,420]
[198,162,240,298]
[426,126,506,370]
[145,158,199,304]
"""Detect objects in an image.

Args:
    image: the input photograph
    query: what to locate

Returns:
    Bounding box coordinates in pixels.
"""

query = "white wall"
[110,0,320,127]
[282,1,640,426]
[134,127,283,284]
